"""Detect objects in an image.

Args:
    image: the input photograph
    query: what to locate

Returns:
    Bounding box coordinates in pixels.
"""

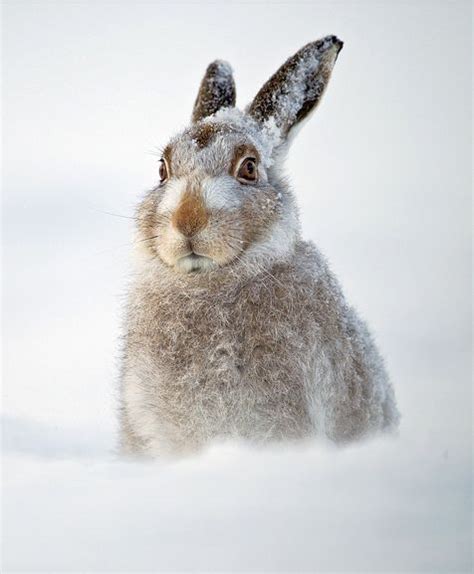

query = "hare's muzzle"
[171,190,208,238]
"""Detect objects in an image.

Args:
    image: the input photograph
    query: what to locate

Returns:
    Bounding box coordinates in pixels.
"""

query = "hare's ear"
[192,60,236,123]
[248,36,343,140]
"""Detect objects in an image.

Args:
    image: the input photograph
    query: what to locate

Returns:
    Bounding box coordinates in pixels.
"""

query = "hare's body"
[119,36,399,456]
[121,240,397,455]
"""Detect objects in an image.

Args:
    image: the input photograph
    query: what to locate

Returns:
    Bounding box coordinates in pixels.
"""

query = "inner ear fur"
[248,35,343,138]
[192,60,236,123]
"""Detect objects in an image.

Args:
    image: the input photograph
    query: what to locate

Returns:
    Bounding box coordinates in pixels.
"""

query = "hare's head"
[137,36,342,273]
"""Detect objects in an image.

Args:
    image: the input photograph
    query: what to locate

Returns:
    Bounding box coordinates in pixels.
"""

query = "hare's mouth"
[176,252,215,274]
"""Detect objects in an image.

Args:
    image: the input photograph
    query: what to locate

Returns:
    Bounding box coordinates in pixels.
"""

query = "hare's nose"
[171,193,208,238]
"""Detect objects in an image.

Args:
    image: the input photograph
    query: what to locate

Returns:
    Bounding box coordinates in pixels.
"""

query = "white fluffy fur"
[158,177,187,213]
[201,176,243,211]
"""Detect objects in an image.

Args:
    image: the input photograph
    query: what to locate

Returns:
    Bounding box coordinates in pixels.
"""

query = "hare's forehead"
[164,119,267,176]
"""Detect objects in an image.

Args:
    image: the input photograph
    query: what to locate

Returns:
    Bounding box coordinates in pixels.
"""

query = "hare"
[119,36,399,457]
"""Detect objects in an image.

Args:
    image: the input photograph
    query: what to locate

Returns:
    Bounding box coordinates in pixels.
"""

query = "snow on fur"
[120,36,399,457]
[192,60,236,123]
[248,35,343,136]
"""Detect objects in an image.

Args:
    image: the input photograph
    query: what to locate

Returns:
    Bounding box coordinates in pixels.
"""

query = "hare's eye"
[159,159,169,183]
[237,157,258,184]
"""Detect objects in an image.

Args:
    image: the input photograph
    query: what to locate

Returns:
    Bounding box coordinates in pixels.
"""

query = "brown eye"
[237,157,258,183]
[159,159,169,183]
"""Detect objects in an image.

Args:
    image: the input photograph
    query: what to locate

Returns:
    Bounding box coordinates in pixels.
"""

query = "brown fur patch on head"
[171,184,209,238]
[189,122,231,149]
[229,144,261,177]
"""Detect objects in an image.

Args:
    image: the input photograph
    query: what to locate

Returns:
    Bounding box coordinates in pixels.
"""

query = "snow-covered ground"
[2,1,472,572]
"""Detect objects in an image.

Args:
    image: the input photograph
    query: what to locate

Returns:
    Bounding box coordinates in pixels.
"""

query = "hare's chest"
[126,280,316,446]
[150,287,310,385]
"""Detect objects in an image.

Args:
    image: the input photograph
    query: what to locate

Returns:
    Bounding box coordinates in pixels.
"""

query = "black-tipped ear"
[248,36,343,139]
[192,60,236,123]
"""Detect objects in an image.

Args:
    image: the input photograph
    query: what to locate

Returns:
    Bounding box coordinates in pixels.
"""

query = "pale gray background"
[2,1,472,572]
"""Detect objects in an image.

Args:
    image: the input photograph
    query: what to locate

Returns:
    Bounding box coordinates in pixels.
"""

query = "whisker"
[134,235,159,244]
[89,208,144,222]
